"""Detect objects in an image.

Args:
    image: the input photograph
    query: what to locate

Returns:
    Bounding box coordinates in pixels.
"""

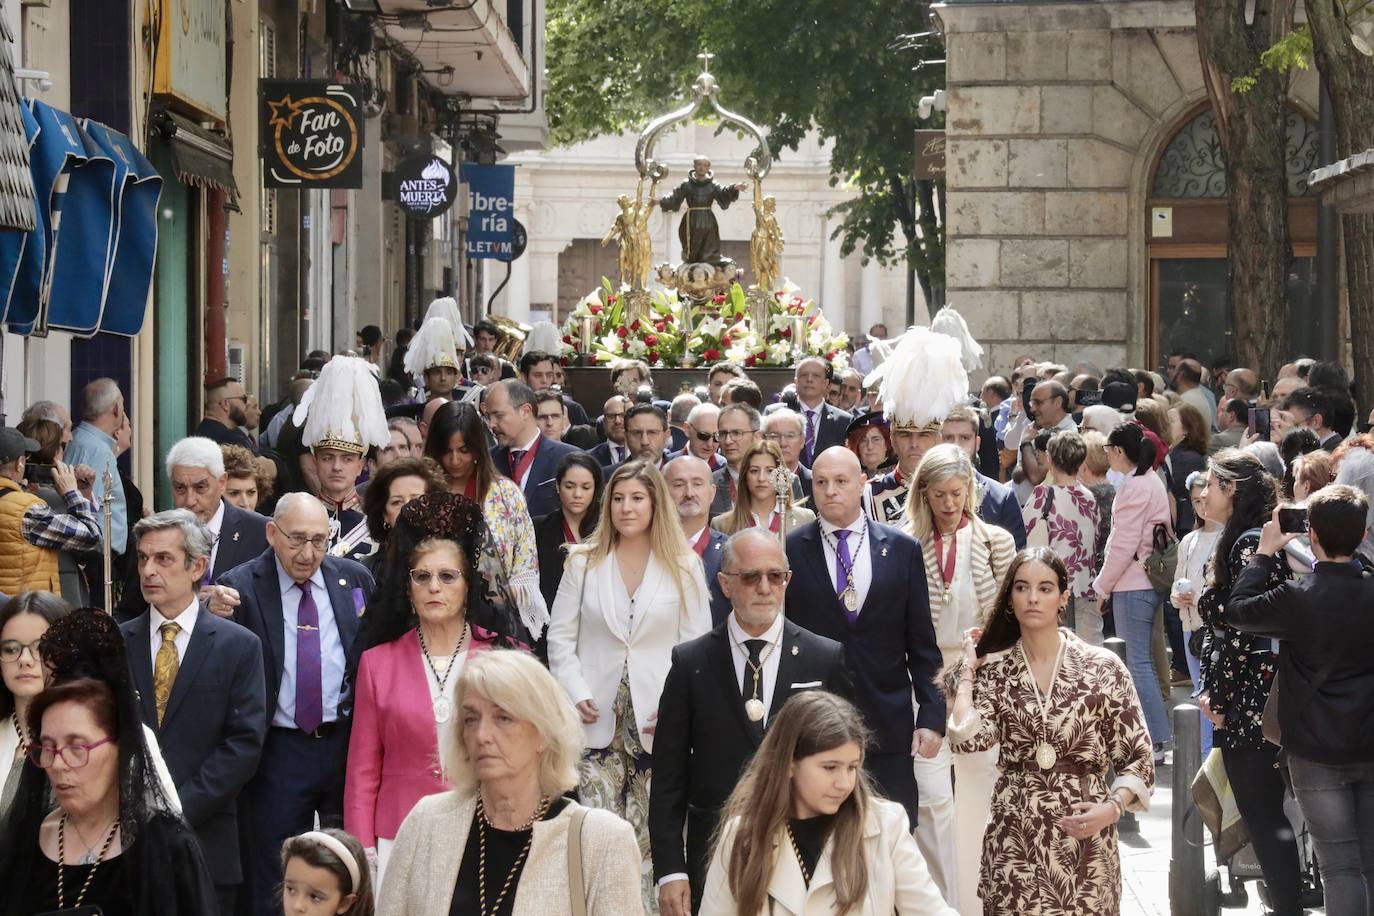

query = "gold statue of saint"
[750,180,784,292]
[601,180,659,289]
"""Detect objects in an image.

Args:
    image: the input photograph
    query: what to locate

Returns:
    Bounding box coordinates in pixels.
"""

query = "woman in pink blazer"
[345,493,520,878]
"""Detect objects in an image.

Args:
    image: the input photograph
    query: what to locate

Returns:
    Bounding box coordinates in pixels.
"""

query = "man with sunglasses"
[216,492,375,916]
[649,528,850,916]
[666,403,725,472]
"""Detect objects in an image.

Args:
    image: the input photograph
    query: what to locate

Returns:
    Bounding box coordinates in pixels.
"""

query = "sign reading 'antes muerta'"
[259,80,363,188]
[394,155,459,219]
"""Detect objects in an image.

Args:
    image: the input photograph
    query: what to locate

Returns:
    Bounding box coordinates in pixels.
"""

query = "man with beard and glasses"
[198,377,258,453]
[665,455,729,624]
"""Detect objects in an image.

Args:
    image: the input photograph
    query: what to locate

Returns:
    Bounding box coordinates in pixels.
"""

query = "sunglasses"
[693,430,718,443]
[722,570,792,587]
[410,569,464,587]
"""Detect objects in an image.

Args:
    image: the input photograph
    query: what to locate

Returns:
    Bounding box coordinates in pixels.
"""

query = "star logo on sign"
[267,95,303,131]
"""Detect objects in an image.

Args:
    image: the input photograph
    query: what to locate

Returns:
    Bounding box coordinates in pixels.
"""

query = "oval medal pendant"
[745,698,766,722]
[842,587,858,612]
[433,695,453,724]
[1036,741,1057,770]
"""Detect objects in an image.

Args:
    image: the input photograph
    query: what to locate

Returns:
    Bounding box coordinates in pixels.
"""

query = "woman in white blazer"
[700,691,956,916]
[546,459,711,912]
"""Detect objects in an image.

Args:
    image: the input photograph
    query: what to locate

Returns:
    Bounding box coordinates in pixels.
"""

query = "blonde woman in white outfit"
[547,459,711,912]
[699,690,956,916]
[902,444,1014,914]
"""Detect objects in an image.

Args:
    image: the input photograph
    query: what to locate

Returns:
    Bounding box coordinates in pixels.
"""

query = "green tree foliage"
[546,0,946,310]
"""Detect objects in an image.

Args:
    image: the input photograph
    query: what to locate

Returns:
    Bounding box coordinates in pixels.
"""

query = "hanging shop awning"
[163,111,237,197]
[0,98,161,339]
[0,16,35,232]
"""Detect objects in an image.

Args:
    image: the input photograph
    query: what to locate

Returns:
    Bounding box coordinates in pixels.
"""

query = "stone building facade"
[935,0,1326,378]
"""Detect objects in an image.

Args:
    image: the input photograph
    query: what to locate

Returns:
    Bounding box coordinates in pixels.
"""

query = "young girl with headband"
[281,828,374,916]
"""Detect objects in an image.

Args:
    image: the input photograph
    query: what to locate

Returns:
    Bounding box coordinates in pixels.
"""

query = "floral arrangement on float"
[559,277,849,370]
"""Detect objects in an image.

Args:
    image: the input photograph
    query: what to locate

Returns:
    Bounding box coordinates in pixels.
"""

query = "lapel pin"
[232,531,240,542]
[338,578,347,586]
[791,645,799,656]
[881,546,888,557]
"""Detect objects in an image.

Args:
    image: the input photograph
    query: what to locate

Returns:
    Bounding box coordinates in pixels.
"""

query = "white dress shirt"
[727,611,784,722]
[148,595,200,666]
[818,514,873,613]
[273,560,346,729]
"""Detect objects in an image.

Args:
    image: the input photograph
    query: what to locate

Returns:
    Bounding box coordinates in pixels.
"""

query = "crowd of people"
[1,298,1372,915]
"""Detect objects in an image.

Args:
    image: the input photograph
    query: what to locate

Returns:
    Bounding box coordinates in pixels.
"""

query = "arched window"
[1147,105,1319,366]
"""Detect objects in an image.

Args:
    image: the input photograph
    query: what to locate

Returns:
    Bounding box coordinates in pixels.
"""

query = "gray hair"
[686,402,719,427]
[273,491,326,523]
[165,436,226,478]
[763,408,804,436]
[721,527,790,572]
[22,400,66,424]
[133,508,214,562]
[81,378,122,420]
[670,393,702,426]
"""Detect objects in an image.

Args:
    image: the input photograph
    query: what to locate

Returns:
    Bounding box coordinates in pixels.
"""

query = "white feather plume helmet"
[929,305,985,371]
[524,320,562,356]
[293,356,391,455]
[404,316,461,376]
[876,326,969,431]
[424,296,475,348]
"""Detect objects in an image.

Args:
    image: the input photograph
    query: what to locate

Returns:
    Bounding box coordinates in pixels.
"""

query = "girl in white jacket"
[699,691,956,916]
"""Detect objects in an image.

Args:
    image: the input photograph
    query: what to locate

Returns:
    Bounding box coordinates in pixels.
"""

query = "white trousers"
[914,743,998,916]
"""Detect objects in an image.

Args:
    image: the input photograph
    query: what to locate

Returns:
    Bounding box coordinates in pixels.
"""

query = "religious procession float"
[555,53,850,373]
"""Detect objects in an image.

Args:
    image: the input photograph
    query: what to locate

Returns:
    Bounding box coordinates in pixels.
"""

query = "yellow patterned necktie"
[154,622,181,724]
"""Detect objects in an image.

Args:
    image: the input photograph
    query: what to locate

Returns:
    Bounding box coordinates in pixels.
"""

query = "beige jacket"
[377,790,644,916]
[698,798,958,916]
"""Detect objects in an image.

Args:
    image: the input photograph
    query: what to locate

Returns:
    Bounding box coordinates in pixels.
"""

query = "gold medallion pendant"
[842,587,858,612]
[1036,741,1057,770]
[745,698,766,722]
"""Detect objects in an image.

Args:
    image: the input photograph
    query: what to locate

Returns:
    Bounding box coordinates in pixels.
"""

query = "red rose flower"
[644,334,659,347]
[589,303,604,314]
[647,351,660,364]
[662,313,673,324]
[781,327,792,339]
[703,348,721,361]
[721,334,732,347]
[562,335,573,345]
[560,355,570,365]
[608,294,619,304]
[630,319,641,331]
[745,354,758,367]
[654,321,665,332]
[712,294,726,305]
[790,295,804,307]
[616,326,629,339]
[826,350,837,361]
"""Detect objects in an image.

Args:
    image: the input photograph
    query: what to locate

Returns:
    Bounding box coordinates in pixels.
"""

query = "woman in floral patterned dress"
[1021,430,1100,644]
[424,401,550,641]
[947,547,1154,915]
[1195,449,1303,914]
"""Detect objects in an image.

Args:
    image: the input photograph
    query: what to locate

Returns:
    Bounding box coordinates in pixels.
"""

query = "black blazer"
[121,605,267,885]
[195,417,258,453]
[784,519,945,754]
[798,402,852,467]
[116,500,270,622]
[1227,555,1374,765]
[534,509,577,612]
[218,551,374,722]
[649,619,851,893]
[589,439,628,469]
[792,463,814,504]
[491,433,580,518]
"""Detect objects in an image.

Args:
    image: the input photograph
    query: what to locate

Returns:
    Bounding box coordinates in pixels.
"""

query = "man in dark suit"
[651,528,850,915]
[485,379,579,517]
[940,406,1028,548]
[121,509,266,915]
[588,394,631,469]
[762,408,815,504]
[793,357,852,467]
[709,404,761,518]
[196,377,258,452]
[213,492,375,916]
[665,455,729,623]
[784,446,944,822]
[665,402,726,473]
[115,437,270,621]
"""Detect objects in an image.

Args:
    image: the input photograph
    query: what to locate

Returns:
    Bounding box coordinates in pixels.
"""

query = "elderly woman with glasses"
[0,609,215,915]
[348,493,518,882]
[379,649,644,915]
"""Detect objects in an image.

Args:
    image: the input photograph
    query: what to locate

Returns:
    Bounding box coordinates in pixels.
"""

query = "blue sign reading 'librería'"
[459,162,515,260]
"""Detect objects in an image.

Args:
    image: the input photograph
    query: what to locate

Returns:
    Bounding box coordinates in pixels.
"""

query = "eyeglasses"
[718,429,753,441]
[0,639,41,663]
[763,431,802,442]
[693,430,718,443]
[409,569,464,587]
[28,736,115,769]
[282,533,329,552]
[721,570,792,587]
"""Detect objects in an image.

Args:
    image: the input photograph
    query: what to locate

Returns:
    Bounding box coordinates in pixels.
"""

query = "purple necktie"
[295,582,324,733]
[804,410,817,464]
[835,530,857,624]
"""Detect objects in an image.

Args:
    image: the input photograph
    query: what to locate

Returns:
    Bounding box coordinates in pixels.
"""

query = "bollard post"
[1169,702,1205,916]
[1102,638,1138,834]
